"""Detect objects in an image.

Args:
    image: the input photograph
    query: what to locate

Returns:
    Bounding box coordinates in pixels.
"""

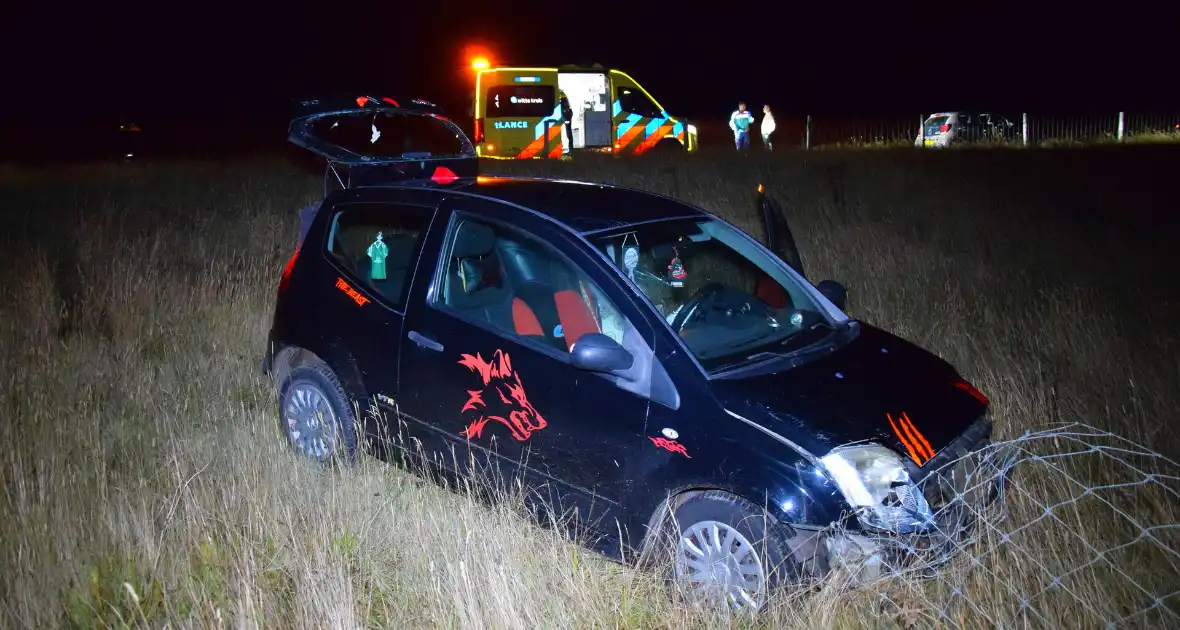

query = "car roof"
[371,176,710,235]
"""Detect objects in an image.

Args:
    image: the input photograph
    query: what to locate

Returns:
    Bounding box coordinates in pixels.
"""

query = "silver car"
[915,111,1017,147]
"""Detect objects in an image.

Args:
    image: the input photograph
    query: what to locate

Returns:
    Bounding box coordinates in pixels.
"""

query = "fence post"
[805,115,812,150]
[1117,111,1125,142]
[1022,112,1029,146]
[919,114,925,145]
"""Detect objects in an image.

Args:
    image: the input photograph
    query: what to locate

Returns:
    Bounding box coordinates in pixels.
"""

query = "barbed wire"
[815,422,1180,629]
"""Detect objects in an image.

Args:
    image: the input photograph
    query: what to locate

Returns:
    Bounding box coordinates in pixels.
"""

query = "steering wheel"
[670,282,772,334]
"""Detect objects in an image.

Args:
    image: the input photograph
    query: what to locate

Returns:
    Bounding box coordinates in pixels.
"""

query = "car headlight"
[686,124,698,136]
[820,444,935,533]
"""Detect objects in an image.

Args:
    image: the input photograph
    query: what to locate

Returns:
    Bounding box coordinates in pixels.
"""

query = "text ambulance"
[473,64,699,159]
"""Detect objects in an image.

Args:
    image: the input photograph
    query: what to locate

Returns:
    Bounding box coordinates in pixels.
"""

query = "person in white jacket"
[761,104,776,151]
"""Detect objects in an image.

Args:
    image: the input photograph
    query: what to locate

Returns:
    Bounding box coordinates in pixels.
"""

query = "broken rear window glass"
[307,111,472,161]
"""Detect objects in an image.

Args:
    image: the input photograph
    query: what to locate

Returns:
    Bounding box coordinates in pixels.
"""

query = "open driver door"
[757,184,805,277]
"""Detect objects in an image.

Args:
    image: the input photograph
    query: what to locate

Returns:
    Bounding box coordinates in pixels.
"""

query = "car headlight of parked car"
[820,444,935,534]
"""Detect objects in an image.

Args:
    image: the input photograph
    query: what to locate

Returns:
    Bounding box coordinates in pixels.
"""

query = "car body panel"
[451,176,706,234]
[709,324,988,463]
[393,197,663,535]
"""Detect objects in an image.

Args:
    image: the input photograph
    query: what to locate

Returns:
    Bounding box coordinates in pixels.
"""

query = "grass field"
[2,144,1179,628]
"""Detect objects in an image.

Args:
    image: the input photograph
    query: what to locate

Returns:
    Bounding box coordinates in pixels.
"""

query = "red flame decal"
[649,436,691,458]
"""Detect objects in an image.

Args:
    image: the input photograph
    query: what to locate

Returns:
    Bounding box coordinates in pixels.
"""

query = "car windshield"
[589,217,839,372]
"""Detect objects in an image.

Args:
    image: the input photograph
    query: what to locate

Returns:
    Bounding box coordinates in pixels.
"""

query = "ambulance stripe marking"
[617,124,646,150]
[634,124,673,154]
[616,113,643,139]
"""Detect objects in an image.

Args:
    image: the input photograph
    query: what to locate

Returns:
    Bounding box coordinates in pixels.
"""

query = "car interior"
[440,219,605,353]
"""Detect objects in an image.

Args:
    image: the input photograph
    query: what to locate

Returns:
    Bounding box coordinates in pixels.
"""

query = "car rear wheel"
[277,362,359,467]
[658,490,800,615]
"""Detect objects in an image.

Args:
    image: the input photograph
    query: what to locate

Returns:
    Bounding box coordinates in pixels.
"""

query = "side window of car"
[616,87,661,118]
[433,215,631,354]
[324,202,434,311]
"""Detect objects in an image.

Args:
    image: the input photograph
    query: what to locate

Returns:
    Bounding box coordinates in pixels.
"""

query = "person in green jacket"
[728,102,755,152]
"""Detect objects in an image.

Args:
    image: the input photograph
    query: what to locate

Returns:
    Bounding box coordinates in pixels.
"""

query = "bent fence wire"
[810,422,1180,629]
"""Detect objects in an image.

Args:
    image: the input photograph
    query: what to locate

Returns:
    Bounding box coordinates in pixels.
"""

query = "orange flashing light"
[471,57,490,70]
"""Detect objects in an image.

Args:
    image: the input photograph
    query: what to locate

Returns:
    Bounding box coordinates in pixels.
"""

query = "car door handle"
[408,330,444,352]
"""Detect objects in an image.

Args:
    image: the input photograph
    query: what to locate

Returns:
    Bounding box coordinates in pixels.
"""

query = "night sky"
[7,2,1178,134]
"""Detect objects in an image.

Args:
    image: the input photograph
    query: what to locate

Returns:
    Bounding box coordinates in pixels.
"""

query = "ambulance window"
[485,85,555,118]
[616,87,661,118]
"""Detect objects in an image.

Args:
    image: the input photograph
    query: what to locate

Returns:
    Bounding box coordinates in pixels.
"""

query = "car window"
[433,215,631,354]
[924,115,950,135]
[590,217,839,372]
[485,85,555,119]
[324,202,434,311]
[306,110,471,160]
[616,87,661,118]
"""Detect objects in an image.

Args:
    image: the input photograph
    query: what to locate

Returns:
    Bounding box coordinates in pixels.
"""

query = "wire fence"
[782,422,1180,629]
[751,111,1180,149]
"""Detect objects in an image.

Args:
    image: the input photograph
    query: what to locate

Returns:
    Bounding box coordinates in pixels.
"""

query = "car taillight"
[474,118,484,143]
[939,123,951,133]
[278,246,300,294]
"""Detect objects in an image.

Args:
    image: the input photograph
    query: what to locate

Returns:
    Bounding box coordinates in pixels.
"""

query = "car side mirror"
[570,333,634,374]
[817,279,848,310]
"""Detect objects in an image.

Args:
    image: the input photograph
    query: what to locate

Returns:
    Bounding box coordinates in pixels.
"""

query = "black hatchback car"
[263,95,1005,613]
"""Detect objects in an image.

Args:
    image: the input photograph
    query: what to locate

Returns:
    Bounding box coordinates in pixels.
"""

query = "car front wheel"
[662,490,800,614]
[277,362,359,467]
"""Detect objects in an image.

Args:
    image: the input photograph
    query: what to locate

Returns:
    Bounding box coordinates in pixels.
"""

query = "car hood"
[712,323,990,464]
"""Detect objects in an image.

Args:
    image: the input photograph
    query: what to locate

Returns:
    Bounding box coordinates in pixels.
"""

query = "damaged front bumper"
[819,422,1020,585]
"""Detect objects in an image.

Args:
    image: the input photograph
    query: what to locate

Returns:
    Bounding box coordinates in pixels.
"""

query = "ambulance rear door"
[556,71,611,149]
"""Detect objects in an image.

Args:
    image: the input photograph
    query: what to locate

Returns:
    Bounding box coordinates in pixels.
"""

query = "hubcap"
[675,520,767,612]
[283,383,336,460]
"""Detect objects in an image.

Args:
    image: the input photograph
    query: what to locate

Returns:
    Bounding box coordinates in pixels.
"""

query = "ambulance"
[473,64,699,159]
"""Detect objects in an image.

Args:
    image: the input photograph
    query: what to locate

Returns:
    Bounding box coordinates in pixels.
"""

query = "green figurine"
[367,231,389,280]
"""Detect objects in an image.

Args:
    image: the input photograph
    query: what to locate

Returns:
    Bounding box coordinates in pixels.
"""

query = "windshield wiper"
[728,321,850,368]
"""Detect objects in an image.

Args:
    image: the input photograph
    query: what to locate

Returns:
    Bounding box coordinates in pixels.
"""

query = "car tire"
[277,361,359,468]
[652,490,801,614]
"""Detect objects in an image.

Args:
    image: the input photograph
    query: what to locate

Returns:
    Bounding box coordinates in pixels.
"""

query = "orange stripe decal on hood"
[888,412,935,465]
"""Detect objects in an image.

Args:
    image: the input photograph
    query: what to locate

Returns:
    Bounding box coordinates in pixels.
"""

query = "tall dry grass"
[1,145,1178,628]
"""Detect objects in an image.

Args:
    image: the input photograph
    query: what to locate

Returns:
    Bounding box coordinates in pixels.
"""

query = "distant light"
[471,57,489,70]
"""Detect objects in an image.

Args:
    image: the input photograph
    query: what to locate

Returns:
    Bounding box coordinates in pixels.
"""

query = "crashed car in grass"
[262,94,1009,613]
